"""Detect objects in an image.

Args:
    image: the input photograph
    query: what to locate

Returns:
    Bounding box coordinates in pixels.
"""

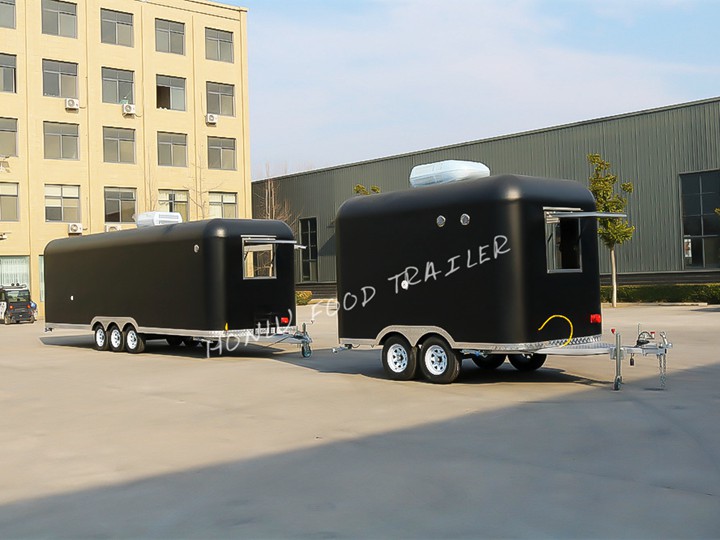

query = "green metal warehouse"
[252,97,720,296]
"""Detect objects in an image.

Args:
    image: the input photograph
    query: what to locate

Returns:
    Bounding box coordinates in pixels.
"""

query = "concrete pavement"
[0,304,718,538]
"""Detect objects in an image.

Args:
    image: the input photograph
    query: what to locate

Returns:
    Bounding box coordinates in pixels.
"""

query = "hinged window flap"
[546,211,627,219]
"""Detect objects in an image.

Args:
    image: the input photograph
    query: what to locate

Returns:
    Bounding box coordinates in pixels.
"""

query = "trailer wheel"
[166,336,183,348]
[420,337,460,384]
[381,336,417,381]
[301,343,312,358]
[471,354,506,370]
[508,353,547,372]
[108,324,125,352]
[93,324,110,351]
[124,325,145,354]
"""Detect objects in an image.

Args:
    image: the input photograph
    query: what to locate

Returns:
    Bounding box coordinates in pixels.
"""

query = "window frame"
[158,189,188,221]
[242,240,276,280]
[104,187,136,223]
[101,67,134,104]
[42,0,77,38]
[44,184,80,222]
[155,18,185,55]
[101,8,133,47]
[156,75,186,111]
[299,217,318,282]
[0,53,16,93]
[0,0,16,29]
[207,136,236,170]
[544,207,583,274]
[206,82,235,116]
[0,117,17,157]
[681,170,720,269]
[157,131,187,167]
[205,27,233,63]
[43,121,79,160]
[103,126,135,164]
[0,181,18,221]
[42,59,78,99]
[209,191,237,218]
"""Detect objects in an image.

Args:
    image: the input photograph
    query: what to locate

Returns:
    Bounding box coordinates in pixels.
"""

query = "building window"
[102,67,134,104]
[104,187,136,223]
[0,0,16,29]
[207,82,234,116]
[243,241,275,280]
[208,137,236,170]
[0,256,29,286]
[0,117,17,157]
[209,192,236,218]
[681,171,720,268]
[544,212,582,273]
[206,28,233,62]
[0,181,18,220]
[42,0,76,38]
[44,122,78,160]
[103,127,135,163]
[155,19,184,55]
[44,184,80,222]
[156,75,185,111]
[157,132,186,167]
[300,218,318,282]
[42,59,78,98]
[101,9,133,47]
[158,189,188,221]
[0,53,15,93]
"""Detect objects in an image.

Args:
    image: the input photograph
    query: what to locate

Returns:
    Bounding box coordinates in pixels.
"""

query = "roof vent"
[409,160,490,188]
[135,211,183,228]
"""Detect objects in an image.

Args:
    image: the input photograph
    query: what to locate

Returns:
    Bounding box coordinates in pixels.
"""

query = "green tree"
[353,184,381,195]
[587,153,635,307]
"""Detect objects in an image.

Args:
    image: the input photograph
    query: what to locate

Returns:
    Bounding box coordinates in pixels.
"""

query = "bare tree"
[255,178,297,228]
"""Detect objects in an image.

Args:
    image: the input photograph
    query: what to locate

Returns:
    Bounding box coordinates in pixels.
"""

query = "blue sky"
[218,0,720,178]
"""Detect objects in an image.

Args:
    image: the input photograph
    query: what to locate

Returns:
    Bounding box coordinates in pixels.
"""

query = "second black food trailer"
[44,217,311,356]
[335,165,616,383]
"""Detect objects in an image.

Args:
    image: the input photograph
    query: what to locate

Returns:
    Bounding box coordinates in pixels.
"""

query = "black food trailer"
[44,217,311,356]
[336,165,625,383]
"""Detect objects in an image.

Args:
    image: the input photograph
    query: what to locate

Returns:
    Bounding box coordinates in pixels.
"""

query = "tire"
[420,336,461,384]
[167,336,183,348]
[301,343,312,358]
[471,354,506,370]
[381,335,417,381]
[508,353,547,372]
[124,325,145,354]
[93,324,109,351]
[108,324,125,352]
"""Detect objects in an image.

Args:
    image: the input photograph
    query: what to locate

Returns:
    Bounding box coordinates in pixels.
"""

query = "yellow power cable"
[538,314,574,347]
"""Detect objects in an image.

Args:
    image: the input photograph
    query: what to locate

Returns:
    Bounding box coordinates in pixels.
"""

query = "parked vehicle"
[335,161,618,383]
[44,215,311,356]
[0,284,36,324]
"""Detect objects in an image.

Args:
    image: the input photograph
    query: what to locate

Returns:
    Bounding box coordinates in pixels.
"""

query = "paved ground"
[0,304,718,538]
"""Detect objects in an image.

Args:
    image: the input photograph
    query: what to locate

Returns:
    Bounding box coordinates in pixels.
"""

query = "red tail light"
[8,305,13,310]
[590,314,602,324]
[280,316,290,325]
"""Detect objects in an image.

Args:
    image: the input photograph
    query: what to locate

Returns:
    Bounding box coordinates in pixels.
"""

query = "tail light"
[8,305,13,310]
[590,314,602,324]
[280,316,290,325]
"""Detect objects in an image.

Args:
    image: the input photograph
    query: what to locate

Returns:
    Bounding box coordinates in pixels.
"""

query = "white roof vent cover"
[135,211,183,228]
[409,160,490,188]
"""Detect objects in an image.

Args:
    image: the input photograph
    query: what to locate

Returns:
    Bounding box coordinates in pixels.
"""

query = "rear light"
[27,304,31,309]
[590,313,602,324]
[8,305,13,310]
[280,316,290,325]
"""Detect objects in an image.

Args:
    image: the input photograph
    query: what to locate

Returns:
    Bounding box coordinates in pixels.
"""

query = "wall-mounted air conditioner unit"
[65,98,80,110]
[67,222,83,235]
[105,224,122,232]
[121,103,136,116]
[205,113,218,125]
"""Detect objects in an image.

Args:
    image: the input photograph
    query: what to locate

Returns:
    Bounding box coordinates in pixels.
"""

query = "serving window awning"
[241,235,306,249]
[545,211,627,219]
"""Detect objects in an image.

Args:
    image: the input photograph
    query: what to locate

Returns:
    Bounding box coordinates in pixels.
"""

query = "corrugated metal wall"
[252,98,720,284]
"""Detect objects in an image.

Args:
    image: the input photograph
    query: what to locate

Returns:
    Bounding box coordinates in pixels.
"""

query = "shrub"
[296,290,313,306]
[600,284,720,304]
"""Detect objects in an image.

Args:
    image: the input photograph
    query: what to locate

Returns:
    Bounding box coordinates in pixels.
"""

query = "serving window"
[243,241,276,279]
[545,208,582,273]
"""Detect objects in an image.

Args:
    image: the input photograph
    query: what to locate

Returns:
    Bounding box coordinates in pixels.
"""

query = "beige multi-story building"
[0,0,250,315]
